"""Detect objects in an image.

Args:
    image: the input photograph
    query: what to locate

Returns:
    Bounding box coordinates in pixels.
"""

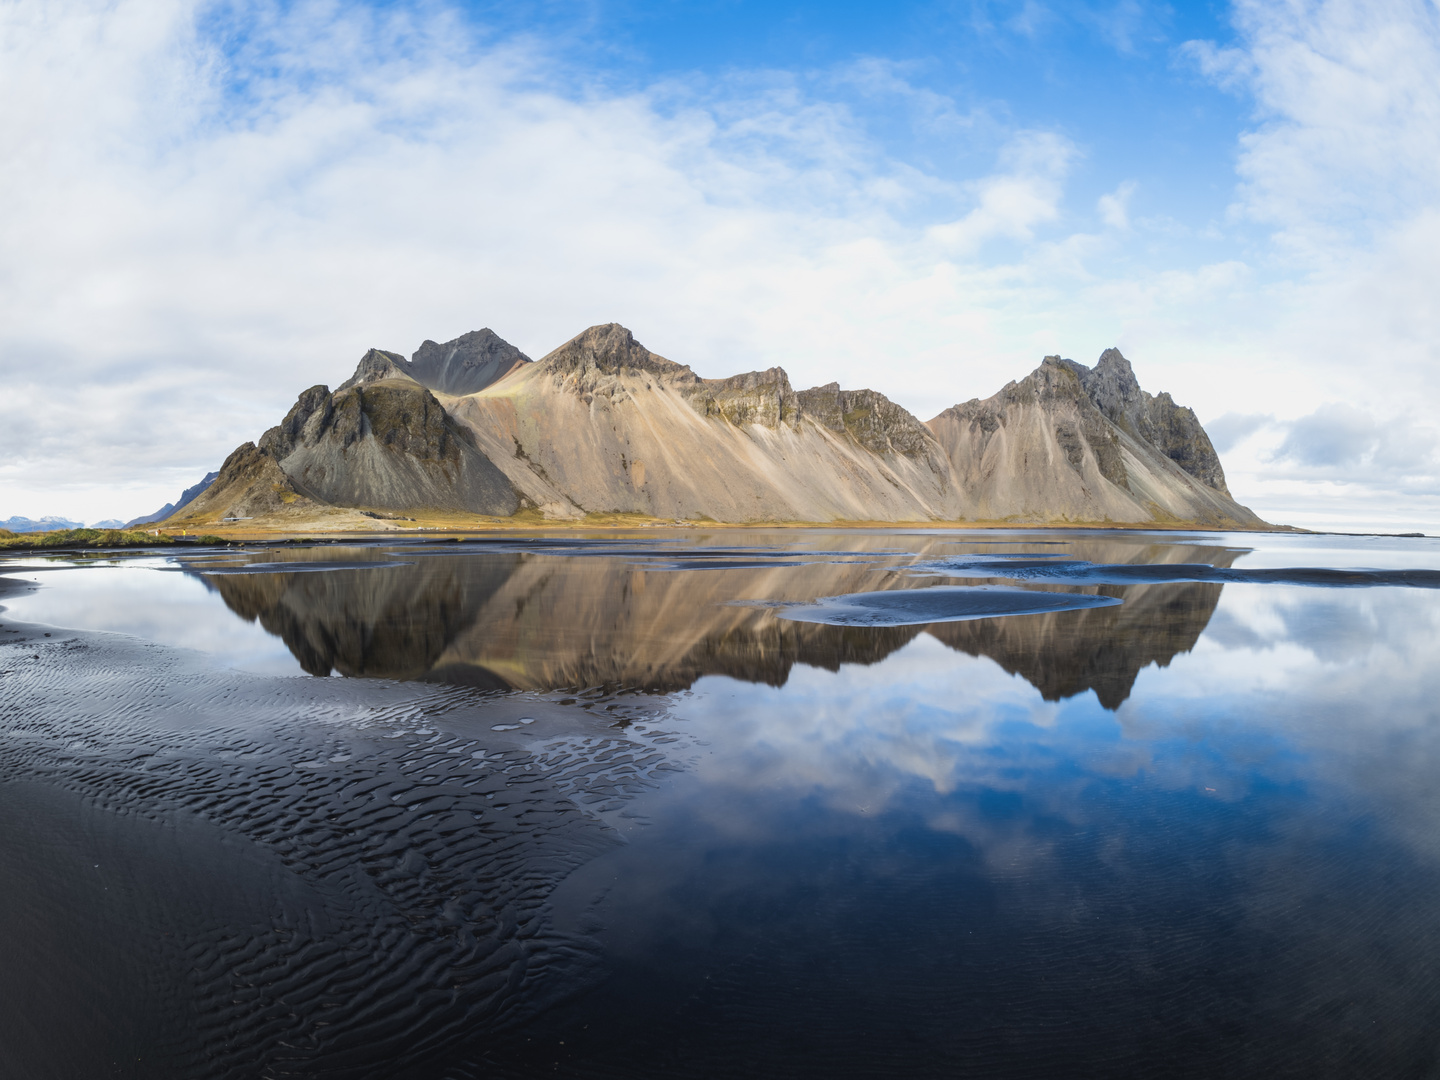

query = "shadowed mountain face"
[410,329,532,395]
[195,536,1235,708]
[334,331,533,397]
[175,371,520,523]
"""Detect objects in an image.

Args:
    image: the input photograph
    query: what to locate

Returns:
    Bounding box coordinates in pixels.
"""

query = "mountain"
[444,323,962,521]
[90,519,125,529]
[163,325,1266,529]
[406,329,532,395]
[2,515,85,533]
[171,359,518,526]
[125,471,220,527]
[331,330,531,398]
[926,350,1262,526]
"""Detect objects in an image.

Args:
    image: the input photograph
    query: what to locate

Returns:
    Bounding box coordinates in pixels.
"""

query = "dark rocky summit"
[336,330,532,397]
[1060,349,1229,494]
[544,322,697,383]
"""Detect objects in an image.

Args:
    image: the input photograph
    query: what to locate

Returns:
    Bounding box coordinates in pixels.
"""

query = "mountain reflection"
[195,535,1239,708]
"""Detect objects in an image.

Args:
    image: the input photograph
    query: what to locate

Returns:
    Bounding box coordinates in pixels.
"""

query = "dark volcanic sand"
[5,530,1440,1079]
[0,577,670,1079]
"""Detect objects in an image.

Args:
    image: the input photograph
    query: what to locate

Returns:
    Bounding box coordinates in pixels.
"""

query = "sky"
[1,0,1438,533]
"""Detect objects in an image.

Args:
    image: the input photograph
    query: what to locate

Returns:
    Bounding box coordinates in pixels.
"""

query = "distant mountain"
[2,515,84,533]
[126,471,220,527]
[165,325,1267,529]
[90,519,125,529]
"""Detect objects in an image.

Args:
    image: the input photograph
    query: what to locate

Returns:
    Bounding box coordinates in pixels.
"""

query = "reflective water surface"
[2,529,1440,1078]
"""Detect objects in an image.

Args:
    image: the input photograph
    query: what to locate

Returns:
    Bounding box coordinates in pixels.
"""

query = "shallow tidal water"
[3,528,1440,1078]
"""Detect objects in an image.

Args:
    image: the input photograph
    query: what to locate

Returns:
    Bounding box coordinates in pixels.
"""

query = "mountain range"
[2,516,127,533]
[125,472,220,528]
[164,324,1266,529]
[2,516,88,533]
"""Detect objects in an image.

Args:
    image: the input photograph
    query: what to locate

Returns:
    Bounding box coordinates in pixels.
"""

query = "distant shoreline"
[3,519,1416,557]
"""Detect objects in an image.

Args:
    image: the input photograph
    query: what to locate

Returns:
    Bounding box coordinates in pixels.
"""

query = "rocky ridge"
[167,323,1265,528]
[444,324,962,521]
[126,471,220,527]
[335,330,531,397]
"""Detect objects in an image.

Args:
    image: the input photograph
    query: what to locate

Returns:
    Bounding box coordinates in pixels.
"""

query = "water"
[2,529,1439,1078]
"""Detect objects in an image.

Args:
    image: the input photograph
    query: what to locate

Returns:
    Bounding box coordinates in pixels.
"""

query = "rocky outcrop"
[255,375,517,515]
[171,368,519,524]
[926,351,1262,526]
[687,368,798,428]
[336,332,532,397]
[794,382,942,458]
[173,442,319,522]
[1061,349,1230,494]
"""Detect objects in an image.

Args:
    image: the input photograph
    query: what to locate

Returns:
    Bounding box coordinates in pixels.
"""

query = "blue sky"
[516,1,1246,228]
[2,0,1438,530]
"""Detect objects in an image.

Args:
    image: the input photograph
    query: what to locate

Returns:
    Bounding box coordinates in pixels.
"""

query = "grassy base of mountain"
[0,528,229,550]
[143,504,1295,541]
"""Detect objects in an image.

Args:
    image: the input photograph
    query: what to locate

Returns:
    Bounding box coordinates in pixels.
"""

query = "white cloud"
[0,0,1438,532]
[1203,403,1440,533]
[0,0,1096,522]
[924,130,1076,253]
[1226,0,1440,249]
[1206,412,1274,454]
[1161,0,1440,530]
[1096,179,1136,230]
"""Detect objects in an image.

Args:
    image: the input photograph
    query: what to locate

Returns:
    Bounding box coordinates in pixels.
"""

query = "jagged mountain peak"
[410,329,532,396]
[338,350,412,391]
[1075,348,1145,431]
[335,331,532,398]
[541,323,692,379]
[925,349,1253,524]
[1094,346,1134,374]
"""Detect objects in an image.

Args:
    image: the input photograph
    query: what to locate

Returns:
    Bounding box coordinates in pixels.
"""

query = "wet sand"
[7,531,1440,1078]
[0,573,679,1078]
